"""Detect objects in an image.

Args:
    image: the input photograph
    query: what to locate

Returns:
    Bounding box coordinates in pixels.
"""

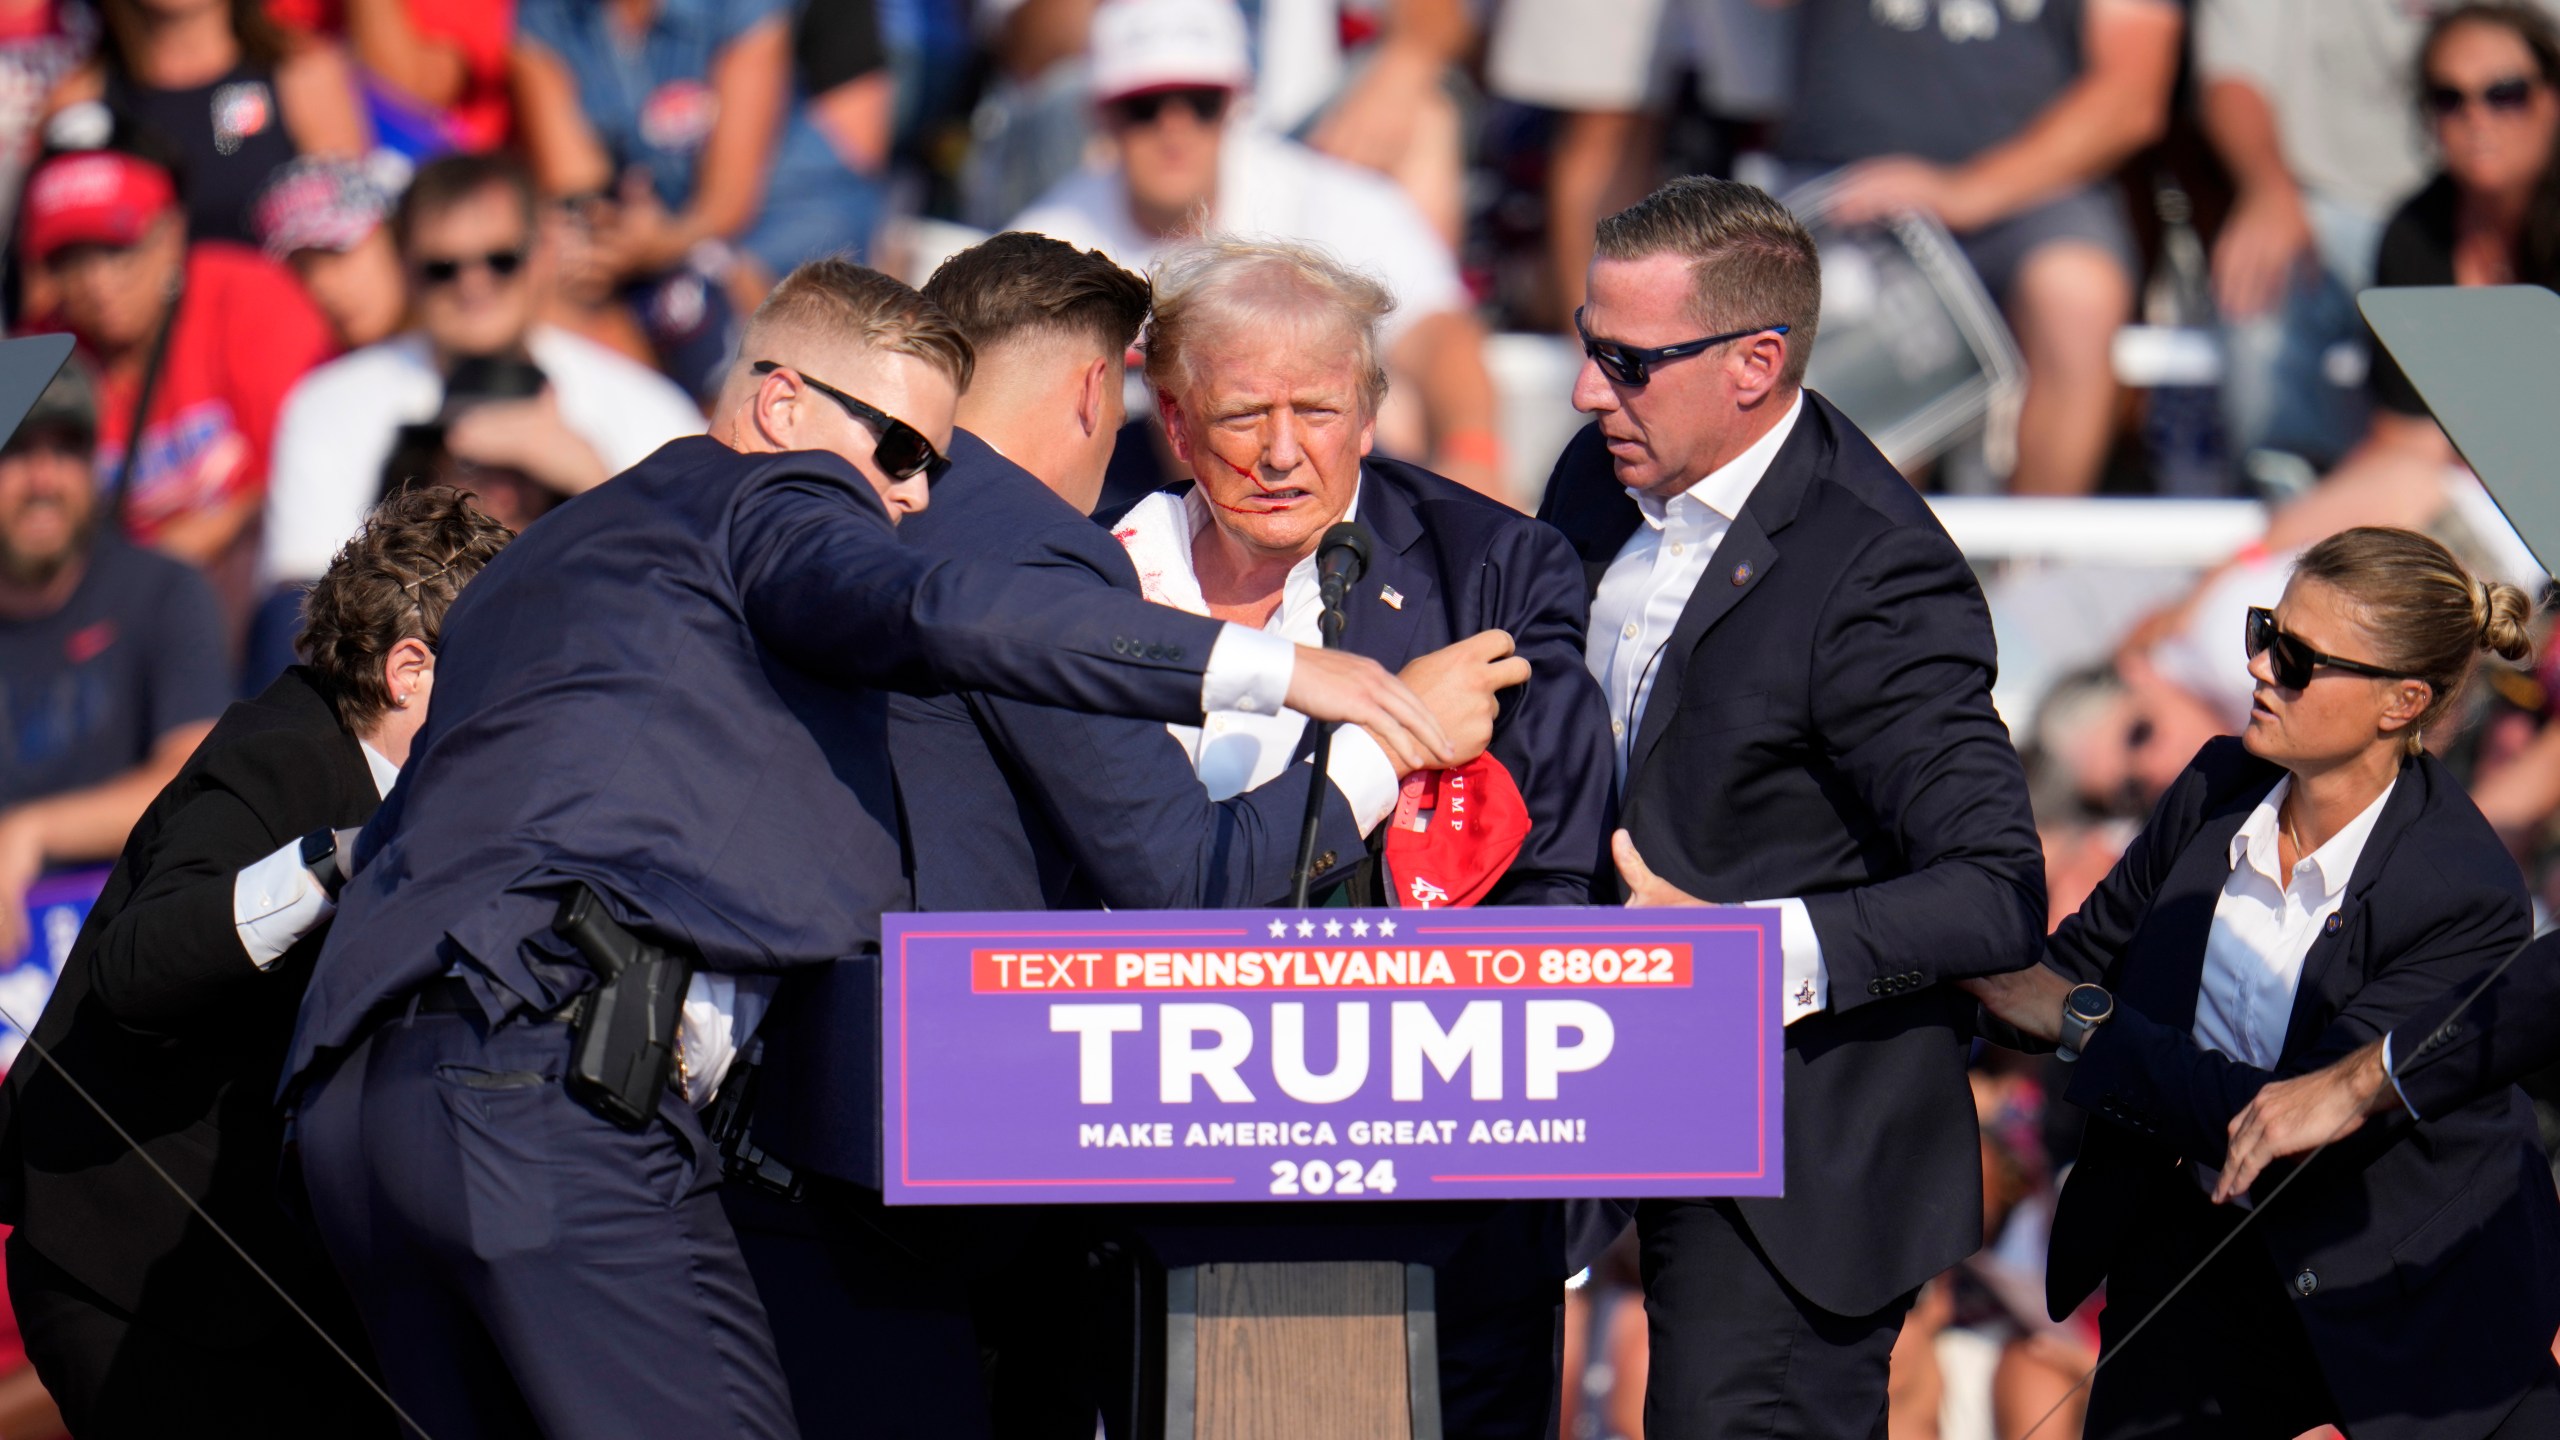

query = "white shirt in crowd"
[1011,126,1468,356]
[1583,393,1827,1025]
[2195,774,2397,1070]
[260,326,705,587]
[1111,482,1402,829]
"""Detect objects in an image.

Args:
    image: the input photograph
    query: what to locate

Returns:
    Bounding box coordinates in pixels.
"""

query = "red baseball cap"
[21,151,177,264]
[1382,753,1532,910]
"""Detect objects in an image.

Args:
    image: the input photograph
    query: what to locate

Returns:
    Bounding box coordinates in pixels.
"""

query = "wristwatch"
[300,827,347,903]
[2057,983,2115,1063]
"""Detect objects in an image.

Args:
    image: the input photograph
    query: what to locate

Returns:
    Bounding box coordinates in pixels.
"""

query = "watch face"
[2065,985,2112,1022]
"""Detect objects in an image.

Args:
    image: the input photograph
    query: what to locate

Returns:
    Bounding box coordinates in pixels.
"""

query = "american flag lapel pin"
[1380,584,1405,610]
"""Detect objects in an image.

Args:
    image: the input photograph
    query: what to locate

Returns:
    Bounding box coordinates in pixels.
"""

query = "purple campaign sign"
[3,868,107,1071]
[880,906,1782,1205]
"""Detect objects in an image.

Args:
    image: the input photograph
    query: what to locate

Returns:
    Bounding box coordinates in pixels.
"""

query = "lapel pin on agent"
[1380,584,1404,610]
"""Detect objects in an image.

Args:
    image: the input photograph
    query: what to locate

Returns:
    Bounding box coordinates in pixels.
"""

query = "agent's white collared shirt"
[2196,775,2396,1069]
[1582,395,1826,1024]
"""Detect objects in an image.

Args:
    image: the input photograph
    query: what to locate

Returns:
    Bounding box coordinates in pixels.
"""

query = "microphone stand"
[1289,592,1350,908]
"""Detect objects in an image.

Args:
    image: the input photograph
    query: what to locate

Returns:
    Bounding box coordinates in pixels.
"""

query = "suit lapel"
[1338,465,1437,671]
[2275,761,2423,1062]
[1619,399,1828,792]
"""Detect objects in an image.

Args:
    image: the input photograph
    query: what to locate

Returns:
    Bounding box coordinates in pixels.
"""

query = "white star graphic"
[1377,918,1397,937]
[1324,918,1344,938]
[1268,918,1288,938]
[1351,919,1370,937]
[1297,919,1316,937]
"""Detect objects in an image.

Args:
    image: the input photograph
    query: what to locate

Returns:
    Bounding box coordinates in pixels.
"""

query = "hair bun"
[2477,579,2538,664]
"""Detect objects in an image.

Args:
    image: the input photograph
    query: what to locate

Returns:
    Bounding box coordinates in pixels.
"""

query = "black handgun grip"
[551,884,692,1132]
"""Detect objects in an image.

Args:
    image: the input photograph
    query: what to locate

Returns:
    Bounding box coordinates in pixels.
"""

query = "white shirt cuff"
[233,840,332,970]
[678,972,779,1107]
[1318,726,1404,835]
[1747,897,1827,1026]
[1202,623,1295,718]
[2381,1031,2421,1121]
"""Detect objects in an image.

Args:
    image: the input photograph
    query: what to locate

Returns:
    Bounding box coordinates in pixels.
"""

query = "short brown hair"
[1596,177,1822,387]
[2293,526,2538,754]
[1144,237,1394,413]
[749,257,975,392]
[301,487,514,733]
[922,232,1152,357]
[394,152,538,253]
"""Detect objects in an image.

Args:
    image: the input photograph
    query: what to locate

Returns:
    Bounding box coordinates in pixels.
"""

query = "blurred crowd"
[7,0,2560,1435]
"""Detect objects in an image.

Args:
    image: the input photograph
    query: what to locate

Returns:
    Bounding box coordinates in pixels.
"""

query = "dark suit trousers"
[8,1232,389,1438]
[1636,1199,1914,1440]
[298,1004,798,1440]
[2087,1178,2560,1440]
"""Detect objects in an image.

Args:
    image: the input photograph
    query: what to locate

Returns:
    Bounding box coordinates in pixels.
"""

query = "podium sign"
[880,906,1782,1205]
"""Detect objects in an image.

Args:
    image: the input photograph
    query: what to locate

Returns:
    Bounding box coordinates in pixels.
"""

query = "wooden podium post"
[1163,1261,1442,1440]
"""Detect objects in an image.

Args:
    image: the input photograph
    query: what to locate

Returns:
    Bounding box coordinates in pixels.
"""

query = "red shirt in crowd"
[38,243,336,545]
[267,0,516,151]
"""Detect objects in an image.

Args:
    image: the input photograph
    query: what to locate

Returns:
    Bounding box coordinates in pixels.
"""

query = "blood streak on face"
[1169,319,1374,562]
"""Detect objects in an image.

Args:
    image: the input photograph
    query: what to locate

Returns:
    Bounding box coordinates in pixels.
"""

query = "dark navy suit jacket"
[2387,925,2560,1121]
[1539,391,2046,1316]
[2044,738,2560,1440]
[284,436,1230,1095]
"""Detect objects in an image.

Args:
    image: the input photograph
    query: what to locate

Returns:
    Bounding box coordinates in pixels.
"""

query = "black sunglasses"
[2245,606,2412,691]
[416,247,527,286]
[1574,307,1788,387]
[2423,74,2540,118]
[752,360,952,483]
[1110,87,1230,127]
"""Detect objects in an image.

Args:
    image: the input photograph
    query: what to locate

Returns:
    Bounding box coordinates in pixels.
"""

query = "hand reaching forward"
[2214,1039,2393,1203]
[1371,630,1529,776]
[1287,647,1455,775]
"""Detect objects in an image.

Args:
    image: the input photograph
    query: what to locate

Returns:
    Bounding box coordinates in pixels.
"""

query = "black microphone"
[1314,521,1371,644]
[1293,521,1373,906]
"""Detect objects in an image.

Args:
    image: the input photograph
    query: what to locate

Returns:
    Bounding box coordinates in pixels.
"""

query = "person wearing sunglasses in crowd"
[1537,176,2047,1440]
[1011,0,1507,500]
[1969,526,2560,1439]
[262,153,703,610]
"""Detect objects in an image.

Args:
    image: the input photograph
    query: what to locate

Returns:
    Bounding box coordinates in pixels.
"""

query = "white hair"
[1142,236,1395,412]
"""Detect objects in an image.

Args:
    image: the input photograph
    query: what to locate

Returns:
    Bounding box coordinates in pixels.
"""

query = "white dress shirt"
[232,740,401,969]
[1110,483,1404,827]
[1584,395,1829,1025]
[2195,775,2396,1070]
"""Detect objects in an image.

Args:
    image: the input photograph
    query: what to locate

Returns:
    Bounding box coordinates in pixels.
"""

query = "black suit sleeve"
[85,783,284,1035]
[2071,853,2529,1170]
[2385,930,2560,1120]
[960,527,1365,909]
[1480,519,1613,906]
[733,474,1225,723]
[1799,524,2045,1008]
[2042,748,2218,988]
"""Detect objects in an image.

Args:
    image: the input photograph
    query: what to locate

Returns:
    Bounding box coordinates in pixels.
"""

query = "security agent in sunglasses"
[1968,526,2560,1440]
[277,259,1464,1440]
[1535,176,2048,1440]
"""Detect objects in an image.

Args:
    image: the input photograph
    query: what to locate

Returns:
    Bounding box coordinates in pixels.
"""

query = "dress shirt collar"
[1628,391,1804,531]
[359,739,399,800]
[2229,774,2397,901]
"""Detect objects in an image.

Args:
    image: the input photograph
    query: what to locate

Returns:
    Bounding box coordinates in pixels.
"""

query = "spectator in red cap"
[250,154,403,349]
[20,144,339,628]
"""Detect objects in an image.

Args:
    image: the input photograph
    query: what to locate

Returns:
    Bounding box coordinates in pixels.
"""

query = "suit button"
[1170,646,1184,661]
[1112,637,1130,655]
[1312,851,1337,875]
[2295,1269,2318,1297]
[1867,979,1883,996]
